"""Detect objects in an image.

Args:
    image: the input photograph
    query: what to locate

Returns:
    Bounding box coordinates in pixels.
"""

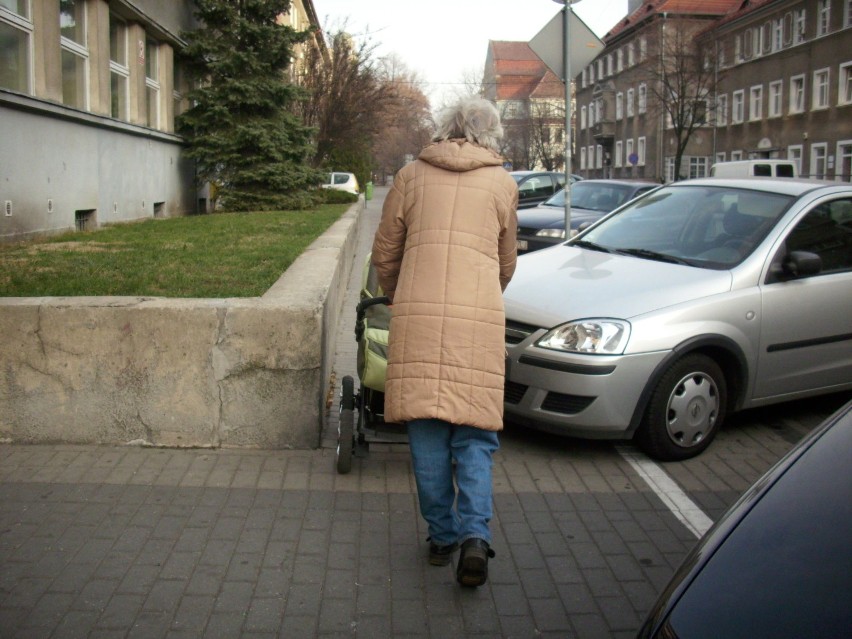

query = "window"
[639,36,647,61]
[716,94,728,126]
[581,68,587,88]
[109,15,129,120]
[614,140,622,167]
[839,61,852,105]
[773,18,784,51]
[735,34,743,62]
[589,64,595,84]
[617,48,624,72]
[790,75,805,113]
[813,68,830,109]
[625,138,634,166]
[716,152,726,164]
[810,143,828,179]
[689,157,709,179]
[638,137,646,166]
[817,0,831,36]
[732,90,745,123]
[665,157,675,182]
[145,37,160,128]
[606,54,613,76]
[580,105,586,129]
[731,150,743,161]
[60,0,88,110]
[787,145,803,175]
[626,88,634,117]
[627,41,635,66]
[597,59,604,79]
[783,198,852,275]
[0,1,32,93]
[638,83,647,114]
[749,85,763,120]
[846,0,852,28]
[580,146,587,170]
[794,9,806,44]
[588,101,595,126]
[616,92,623,120]
[596,144,603,169]
[769,80,783,117]
[837,140,852,181]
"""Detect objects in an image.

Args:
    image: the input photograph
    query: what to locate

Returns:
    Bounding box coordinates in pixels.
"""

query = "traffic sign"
[530,9,604,82]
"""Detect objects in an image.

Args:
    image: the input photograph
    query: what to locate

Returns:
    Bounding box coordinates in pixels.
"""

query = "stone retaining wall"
[0,199,364,448]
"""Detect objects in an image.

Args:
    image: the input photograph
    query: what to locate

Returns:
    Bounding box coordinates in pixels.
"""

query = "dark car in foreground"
[516,179,658,253]
[503,178,852,460]
[511,170,581,209]
[637,399,852,638]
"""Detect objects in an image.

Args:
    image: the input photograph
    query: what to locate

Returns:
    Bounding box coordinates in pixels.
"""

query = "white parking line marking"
[616,446,714,538]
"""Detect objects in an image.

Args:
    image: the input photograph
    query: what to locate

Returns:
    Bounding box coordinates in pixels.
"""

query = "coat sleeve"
[497,183,519,292]
[371,171,408,303]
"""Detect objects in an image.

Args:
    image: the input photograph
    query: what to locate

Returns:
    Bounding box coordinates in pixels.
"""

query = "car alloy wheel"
[637,354,727,461]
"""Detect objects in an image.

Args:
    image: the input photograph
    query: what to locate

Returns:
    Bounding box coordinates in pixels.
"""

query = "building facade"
[483,40,565,171]
[573,0,852,182]
[0,0,325,242]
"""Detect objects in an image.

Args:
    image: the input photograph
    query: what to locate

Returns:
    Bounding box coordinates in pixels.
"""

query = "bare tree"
[644,18,720,180]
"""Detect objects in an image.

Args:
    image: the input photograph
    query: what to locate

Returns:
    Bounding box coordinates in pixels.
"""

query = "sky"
[311,0,629,108]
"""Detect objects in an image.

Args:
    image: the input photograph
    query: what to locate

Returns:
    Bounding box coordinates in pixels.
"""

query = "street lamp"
[552,0,580,239]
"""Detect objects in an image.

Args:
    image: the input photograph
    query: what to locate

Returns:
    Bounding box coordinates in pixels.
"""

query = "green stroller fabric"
[357,255,391,393]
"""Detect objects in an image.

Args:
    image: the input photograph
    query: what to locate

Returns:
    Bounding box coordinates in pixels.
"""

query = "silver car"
[503,178,852,460]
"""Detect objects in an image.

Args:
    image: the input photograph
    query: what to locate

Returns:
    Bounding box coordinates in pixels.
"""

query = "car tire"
[336,376,355,474]
[636,354,727,461]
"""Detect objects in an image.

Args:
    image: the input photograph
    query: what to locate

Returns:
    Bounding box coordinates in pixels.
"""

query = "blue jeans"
[407,419,500,546]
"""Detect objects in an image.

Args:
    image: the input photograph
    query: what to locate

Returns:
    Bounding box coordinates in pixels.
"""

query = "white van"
[710,160,798,178]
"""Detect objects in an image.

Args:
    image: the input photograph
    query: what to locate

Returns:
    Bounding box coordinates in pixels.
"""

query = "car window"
[780,198,852,275]
[333,174,350,185]
[582,186,793,268]
[519,176,553,197]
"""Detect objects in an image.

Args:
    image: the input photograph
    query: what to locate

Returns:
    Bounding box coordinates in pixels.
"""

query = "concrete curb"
[0,198,365,449]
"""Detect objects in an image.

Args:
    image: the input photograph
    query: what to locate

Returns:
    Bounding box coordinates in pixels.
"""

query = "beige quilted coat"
[371,139,518,431]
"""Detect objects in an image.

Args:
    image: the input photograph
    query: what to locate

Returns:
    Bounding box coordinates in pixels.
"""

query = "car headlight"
[536,319,630,354]
[535,228,566,239]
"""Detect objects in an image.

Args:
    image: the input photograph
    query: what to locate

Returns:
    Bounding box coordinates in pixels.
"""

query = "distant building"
[0,0,325,242]
[573,0,852,181]
[483,40,567,171]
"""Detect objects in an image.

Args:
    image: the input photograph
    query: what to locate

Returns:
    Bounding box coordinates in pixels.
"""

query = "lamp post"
[553,0,580,239]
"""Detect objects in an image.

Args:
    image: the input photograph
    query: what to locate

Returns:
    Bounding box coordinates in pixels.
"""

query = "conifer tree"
[177,0,322,210]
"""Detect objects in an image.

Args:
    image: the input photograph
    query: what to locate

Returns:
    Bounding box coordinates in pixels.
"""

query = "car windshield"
[575,185,794,269]
[543,182,643,211]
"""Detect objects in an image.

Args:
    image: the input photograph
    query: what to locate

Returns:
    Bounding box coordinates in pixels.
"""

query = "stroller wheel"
[336,375,355,474]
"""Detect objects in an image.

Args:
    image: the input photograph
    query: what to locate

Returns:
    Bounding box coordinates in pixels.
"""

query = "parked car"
[323,171,360,195]
[503,178,852,460]
[516,179,658,253]
[637,400,852,638]
[511,171,581,209]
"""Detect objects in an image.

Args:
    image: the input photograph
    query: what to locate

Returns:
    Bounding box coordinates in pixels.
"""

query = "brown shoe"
[456,539,495,587]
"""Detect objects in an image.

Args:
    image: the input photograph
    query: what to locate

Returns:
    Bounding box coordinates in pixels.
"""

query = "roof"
[604,0,741,40]
[487,41,562,102]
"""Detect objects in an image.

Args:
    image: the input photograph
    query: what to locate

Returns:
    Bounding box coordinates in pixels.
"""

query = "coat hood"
[418,139,504,173]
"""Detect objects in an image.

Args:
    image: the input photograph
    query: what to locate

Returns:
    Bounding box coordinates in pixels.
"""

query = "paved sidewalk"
[0,187,805,638]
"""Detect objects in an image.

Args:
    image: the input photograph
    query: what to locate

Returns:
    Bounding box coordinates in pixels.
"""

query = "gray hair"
[432,97,504,152]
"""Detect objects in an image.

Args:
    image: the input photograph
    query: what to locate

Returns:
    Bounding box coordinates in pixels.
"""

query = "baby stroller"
[336,255,407,473]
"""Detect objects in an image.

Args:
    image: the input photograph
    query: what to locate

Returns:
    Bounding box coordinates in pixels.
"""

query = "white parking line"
[616,445,714,538]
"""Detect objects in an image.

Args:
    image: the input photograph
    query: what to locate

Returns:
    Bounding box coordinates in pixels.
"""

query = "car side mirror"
[773,250,822,281]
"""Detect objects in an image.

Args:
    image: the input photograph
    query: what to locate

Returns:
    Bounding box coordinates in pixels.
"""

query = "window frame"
[810,142,828,179]
[812,68,830,110]
[789,74,805,114]
[768,80,783,117]
[0,1,34,94]
[749,85,763,121]
[732,89,745,123]
[839,61,852,106]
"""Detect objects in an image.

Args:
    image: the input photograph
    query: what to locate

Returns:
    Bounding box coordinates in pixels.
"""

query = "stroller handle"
[355,295,391,342]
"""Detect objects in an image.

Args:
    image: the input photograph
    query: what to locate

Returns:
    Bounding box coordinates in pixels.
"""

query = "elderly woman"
[371,97,518,587]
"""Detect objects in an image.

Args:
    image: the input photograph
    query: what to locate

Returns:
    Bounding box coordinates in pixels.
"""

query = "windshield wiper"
[615,248,693,265]
[571,240,614,253]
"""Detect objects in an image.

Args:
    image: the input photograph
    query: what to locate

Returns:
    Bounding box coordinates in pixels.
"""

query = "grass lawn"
[0,204,351,298]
